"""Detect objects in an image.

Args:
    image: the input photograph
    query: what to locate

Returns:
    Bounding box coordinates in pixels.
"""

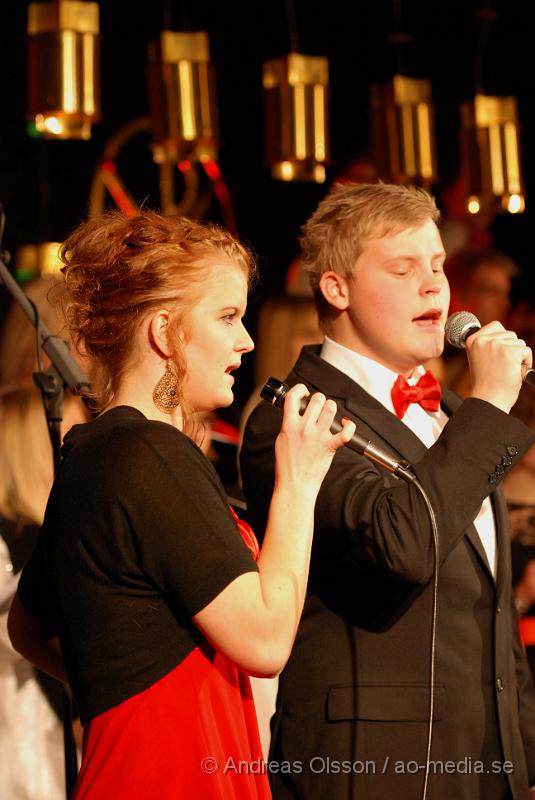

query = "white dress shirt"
[320,335,497,577]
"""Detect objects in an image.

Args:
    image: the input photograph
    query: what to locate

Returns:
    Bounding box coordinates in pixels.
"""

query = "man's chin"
[418,335,445,361]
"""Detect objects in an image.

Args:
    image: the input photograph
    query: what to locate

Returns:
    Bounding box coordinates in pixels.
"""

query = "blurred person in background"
[0,276,88,799]
[440,247,518,396]
[505,385,535,680]
[240,295,322,428]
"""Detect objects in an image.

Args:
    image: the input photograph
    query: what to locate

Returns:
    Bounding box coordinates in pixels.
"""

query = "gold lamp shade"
[147,31,219,164]
[27,1,100,140]
[16,242,63,282]
[370,75,437,188]
[263,53,329,183]
[460,94,525,215]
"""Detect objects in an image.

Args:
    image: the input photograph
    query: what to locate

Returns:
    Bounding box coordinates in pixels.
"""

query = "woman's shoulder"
[66,406,198,454]
[59,407,229,512]
[68,406,220,487]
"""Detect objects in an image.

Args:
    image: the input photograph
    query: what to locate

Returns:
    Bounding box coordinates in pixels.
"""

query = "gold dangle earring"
[153,360,180,411]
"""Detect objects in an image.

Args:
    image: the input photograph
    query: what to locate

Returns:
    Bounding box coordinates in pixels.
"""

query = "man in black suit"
[241,183,535,799]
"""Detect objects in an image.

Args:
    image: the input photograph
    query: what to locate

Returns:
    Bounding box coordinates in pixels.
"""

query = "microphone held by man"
[446,310,535,390]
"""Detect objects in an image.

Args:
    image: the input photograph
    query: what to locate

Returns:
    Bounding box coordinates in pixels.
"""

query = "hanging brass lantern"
[263,53,329,183]
[370,75,437,188]
[147,31,219,165]
[460,94,525,215]
[27,1,100,140]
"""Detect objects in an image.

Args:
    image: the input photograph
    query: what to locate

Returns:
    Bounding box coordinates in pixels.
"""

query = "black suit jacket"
[241,346,535,799]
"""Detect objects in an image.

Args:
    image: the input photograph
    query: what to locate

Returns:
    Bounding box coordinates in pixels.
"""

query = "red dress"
[72,511,271,799]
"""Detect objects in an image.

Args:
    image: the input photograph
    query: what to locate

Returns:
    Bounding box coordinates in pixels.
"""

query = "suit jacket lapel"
[492,486,510,595]
[441,387,496,583]
[294,345,429,465]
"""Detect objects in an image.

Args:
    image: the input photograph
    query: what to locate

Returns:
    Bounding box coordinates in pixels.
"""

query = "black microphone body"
[445,310,535,387]
[261,377,417,484]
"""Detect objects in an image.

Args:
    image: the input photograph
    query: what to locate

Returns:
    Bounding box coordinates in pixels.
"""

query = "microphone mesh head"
[445,311,481,348]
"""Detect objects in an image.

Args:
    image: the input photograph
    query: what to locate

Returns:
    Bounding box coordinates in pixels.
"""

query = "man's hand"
[467,321,532,413]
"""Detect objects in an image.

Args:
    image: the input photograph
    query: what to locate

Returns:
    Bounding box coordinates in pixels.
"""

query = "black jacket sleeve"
[242,396,535,586]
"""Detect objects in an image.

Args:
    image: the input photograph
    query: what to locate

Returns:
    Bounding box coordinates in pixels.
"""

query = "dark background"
[0,0,534,411]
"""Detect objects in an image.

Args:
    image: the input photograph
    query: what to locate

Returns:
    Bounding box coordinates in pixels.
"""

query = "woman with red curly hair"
[7,210,354,799]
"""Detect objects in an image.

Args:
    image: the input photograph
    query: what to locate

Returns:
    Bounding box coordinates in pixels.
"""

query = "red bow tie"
[391,370,442,419]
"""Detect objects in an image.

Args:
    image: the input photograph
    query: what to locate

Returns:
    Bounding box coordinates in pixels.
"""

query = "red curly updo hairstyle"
[58,210,255,411]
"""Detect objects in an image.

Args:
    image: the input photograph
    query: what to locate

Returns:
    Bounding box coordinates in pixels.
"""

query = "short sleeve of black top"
[17,406,259,724]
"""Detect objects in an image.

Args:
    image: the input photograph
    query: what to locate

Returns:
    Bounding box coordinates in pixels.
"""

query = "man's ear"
[318,271,350,311]
[148,309,172,357]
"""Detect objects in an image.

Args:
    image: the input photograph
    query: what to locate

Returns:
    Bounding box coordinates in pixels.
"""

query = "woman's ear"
[148,309,172,358]
[318,271,350,311]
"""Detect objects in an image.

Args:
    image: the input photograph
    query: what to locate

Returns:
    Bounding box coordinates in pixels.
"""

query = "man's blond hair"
[300,182,440,326]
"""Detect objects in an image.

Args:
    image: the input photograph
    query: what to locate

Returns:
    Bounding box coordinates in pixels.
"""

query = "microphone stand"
[0,204,91,798]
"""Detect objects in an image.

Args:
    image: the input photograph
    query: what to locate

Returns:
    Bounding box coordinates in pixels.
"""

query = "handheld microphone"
[444,310,480,348]
[261,377,417,484]
[445,311,535,387]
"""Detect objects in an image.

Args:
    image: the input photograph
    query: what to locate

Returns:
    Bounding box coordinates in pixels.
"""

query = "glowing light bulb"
[467,195,481,214]
[505,193,525,214]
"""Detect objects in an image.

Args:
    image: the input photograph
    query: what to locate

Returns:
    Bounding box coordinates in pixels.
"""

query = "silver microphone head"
[261,377,289,407]
[445,311,481,348]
